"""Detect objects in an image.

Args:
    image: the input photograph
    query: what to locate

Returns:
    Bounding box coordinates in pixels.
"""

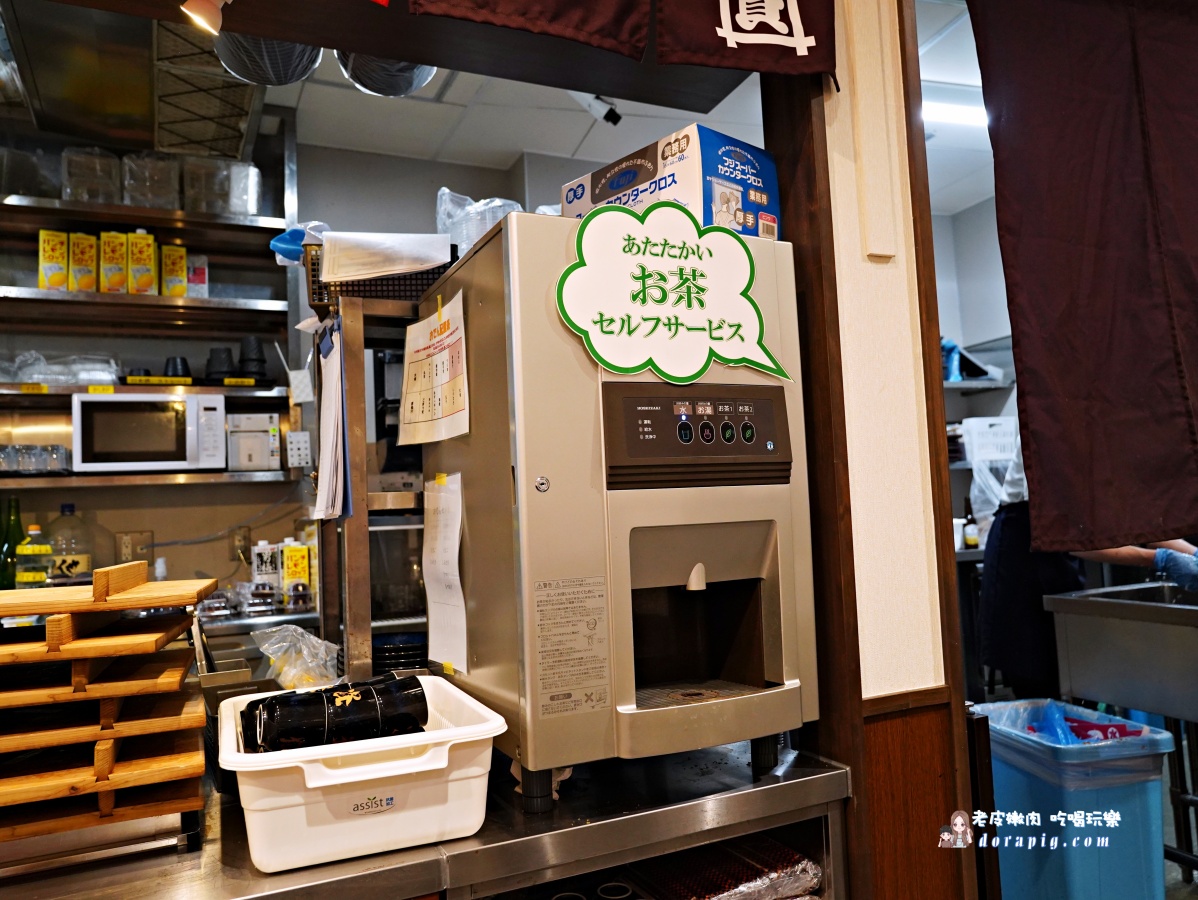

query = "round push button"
[698,421,716,444]
[740,421,756,444]
[720,421,736,444]
[677,421,694,444]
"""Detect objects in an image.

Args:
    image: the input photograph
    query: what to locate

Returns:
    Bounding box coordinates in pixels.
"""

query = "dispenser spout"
[686,562,707,591]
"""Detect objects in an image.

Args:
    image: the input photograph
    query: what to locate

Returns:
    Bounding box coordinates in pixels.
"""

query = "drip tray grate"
[635,680,765,711]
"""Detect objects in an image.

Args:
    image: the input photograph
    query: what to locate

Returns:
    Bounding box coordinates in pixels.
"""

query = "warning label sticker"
[534,576,611,719]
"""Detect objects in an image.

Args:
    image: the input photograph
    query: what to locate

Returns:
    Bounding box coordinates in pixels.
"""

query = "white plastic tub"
[218,675,507,873]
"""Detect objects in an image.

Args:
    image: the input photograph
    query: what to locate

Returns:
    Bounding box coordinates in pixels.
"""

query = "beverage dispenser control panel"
[601,383,792,490]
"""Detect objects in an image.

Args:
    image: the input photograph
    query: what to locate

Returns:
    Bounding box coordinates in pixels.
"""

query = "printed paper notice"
[534,576,611,718]
[423,473,468,673]
[398,290,469,444]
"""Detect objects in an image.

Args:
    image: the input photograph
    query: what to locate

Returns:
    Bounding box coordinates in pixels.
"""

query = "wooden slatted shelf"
[0,778,204,843]
[0,731,203,808]
[0,614,192,664]
[0,562,208,846]
[0,690,204,754]
[0,649,192,710]
[0,561,214,618]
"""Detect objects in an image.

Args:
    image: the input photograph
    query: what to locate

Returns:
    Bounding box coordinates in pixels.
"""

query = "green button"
[740,422,756,444]
[720,422,736,444]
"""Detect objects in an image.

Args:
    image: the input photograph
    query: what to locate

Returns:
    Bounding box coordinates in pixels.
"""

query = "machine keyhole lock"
[534,476,550,493]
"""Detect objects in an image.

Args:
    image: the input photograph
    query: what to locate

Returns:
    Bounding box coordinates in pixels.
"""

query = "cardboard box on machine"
[561,123,782,240]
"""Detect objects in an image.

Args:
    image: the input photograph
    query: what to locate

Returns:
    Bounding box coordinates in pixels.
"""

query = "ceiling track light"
[922,101,988,127]
[181,0,229,35]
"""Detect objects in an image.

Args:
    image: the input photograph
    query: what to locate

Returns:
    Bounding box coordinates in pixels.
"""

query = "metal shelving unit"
[0,471,294,490]
[0,195,286,255]
[943,378,1013,394]
[0,286,288,339]
[0,382,288,398]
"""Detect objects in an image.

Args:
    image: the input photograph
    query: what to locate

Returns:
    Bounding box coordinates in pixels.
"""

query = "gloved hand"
[1155,548,1198,590]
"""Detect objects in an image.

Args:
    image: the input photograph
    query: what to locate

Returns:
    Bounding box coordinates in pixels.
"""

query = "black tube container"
[252,675,428,752]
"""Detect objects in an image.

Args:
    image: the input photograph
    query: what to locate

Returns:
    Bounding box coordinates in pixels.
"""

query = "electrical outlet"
[230,526,251,562]
[116,531,154,563]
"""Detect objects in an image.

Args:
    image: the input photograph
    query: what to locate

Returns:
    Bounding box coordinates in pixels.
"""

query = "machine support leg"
[520,766,554,814]
[750,734,782,779]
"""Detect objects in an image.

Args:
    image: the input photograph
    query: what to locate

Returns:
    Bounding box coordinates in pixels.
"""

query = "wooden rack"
[0,561,212,844]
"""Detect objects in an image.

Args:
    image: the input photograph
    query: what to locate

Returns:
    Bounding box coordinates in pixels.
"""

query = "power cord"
[149,484,306,550]
[211,547,252,587]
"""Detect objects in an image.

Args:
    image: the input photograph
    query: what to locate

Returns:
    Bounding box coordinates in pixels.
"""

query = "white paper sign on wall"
[556,201,789,386]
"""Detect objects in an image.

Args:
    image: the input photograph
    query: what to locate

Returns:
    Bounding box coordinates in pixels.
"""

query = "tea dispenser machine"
[419,212,816,800]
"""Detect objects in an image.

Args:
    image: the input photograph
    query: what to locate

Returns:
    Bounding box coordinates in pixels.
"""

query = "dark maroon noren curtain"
[656,0,834,75]
[968,0,1198,551]
[406,0,652,60]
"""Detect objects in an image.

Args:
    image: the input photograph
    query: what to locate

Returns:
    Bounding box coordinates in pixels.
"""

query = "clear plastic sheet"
[183,157,261,216]
[251,624,339,690]
[61,147,120,204]
[13,351,119,386]
[969,460,1006,549]
[976,699,1174,790]
[435,187,523,254]
[121,152,180,209]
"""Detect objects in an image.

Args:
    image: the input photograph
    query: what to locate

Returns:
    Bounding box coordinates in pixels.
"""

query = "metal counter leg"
[521,766,555,814]
[1166,717,1193,883]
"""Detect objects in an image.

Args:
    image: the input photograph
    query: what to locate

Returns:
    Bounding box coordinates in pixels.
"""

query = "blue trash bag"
[941,336,962,382]
[1028,700,1084,745]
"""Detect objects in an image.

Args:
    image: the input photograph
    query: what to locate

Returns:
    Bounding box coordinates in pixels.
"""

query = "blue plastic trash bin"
[975,700,1173,900]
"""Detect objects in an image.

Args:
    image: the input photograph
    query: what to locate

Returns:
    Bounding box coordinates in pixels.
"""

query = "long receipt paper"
[423,473,468,673]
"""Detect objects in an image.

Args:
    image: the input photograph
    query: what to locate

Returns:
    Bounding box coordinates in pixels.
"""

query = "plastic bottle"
[46,503,93,584]
[0,497,23,590]
[14,524,54,589]
[963,498,980,550]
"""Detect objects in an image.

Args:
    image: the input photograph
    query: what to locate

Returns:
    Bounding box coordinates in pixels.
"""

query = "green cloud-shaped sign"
[556,201,790,385]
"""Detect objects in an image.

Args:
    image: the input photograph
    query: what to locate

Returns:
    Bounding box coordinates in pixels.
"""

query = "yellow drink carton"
[161,245,187,297]
[37,230,68,291]
[281,542,310,592]
[99,232,127,292]
[68,233,97,292]
[128,231,158,294]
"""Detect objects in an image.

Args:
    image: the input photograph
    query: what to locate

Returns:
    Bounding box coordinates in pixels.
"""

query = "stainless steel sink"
[1045,581,1198,718]
[1075,582,1198,606]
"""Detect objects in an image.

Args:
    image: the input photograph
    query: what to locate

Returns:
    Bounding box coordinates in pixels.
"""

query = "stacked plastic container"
[218,675,506,873]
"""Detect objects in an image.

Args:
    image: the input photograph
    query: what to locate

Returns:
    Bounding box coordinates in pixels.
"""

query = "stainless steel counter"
[9,745,848,900]
[1046,581,1198,719]
[198,611,321,638]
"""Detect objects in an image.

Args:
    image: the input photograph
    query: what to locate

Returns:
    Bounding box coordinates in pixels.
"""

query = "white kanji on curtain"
[715,0,816,55]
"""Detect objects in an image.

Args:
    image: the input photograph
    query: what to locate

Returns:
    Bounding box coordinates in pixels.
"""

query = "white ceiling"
[267,7,986,215]
[914,0,993,216]
[270,53,764,170]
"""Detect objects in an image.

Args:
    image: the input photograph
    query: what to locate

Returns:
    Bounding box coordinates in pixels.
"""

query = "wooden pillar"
[760,73,873,898]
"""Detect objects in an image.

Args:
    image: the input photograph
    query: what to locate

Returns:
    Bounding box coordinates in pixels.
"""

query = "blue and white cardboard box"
[560,124,782,240]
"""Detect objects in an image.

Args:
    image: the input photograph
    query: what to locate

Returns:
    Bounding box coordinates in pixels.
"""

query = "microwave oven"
[72,393,226,472]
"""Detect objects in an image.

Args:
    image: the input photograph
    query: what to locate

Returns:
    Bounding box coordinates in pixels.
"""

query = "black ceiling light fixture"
[334,51,436,98]
[213,32,323,86]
